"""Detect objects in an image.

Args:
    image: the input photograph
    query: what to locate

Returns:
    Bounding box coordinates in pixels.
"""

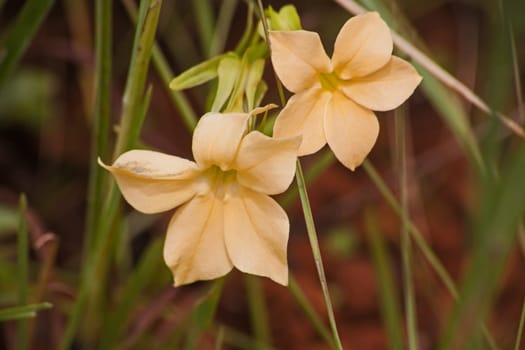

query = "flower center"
[207,165,238,201]
[319,72,341,91]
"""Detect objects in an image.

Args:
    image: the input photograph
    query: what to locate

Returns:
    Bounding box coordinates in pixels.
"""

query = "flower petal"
[332,12,393,79]
[235,131,300,195]
[192,112,249,170]
[340,56,422,111]
[224,187,289,285]
[273,88,331,156]
[269,30,331,93]
[324,92,379,170]
[163,193,233,286]
[99,150,201,214]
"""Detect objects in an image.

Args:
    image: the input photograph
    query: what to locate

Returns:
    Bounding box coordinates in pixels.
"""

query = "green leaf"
[244,59,265,111]
[169,54,229,91]
[211,55,241,112]
[0,302,52,322]
[0,0,55,88]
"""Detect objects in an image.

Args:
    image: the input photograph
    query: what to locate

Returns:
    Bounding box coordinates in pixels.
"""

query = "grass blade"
[245,275,271,349]
[366,210,404,350]
[17,194,29,350]
[0,0,55,88]
[0,303,52,322]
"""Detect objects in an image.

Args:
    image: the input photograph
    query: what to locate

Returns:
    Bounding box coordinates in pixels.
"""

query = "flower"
[269,12,422,170]
[99,106,301,286]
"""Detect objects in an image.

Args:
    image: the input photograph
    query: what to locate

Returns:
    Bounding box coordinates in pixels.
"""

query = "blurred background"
[1,0,525,349]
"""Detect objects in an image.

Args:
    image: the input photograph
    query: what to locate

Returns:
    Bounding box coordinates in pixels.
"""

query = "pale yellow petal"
[340,56,422,111]
[273,88,331,156]
[235,131,300,195]
[269,30,330,93]
[99,150,201,214]
[324,92,379,170]
[192,112,249,170]
[332,12,393,79]
[224,187,289,285]
[163,193,233,286]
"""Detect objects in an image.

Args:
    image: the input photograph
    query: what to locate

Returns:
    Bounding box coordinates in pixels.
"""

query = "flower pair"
[102,12,421,287]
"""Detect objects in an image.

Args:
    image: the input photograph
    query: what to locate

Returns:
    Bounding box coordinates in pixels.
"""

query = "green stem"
[17,194,28,350]
[192,0,214,57]
[295,161,344,350]
[396,109,418,349]
[120,0,198,131]
[515,294,525,350]
[245,275,271,349]
[84,0,112,262]
[289,275,335,348]
[362,160,498,349]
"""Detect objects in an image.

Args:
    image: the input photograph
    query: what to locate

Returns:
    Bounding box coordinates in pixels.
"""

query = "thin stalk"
[362,160,498,348]
[515,295,525,350]
[209,0,238,57]
[192,0,215,57]
[60,2,162,348]
[395,109,418,349]
[289,274,335,348]
[296,161,344,350]
[120,0,198,131]
[245,275,271,349]
[84,0,112,261]
[17,194,28,350]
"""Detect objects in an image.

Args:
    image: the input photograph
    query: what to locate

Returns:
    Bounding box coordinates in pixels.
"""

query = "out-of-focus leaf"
[211,55,241,112]
[169,53,233,91]
[0,302,52,322]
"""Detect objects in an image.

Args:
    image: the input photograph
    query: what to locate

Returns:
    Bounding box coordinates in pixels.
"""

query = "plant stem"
[295,161,344,350]
[17,194,28,350]
[395,108,418,349]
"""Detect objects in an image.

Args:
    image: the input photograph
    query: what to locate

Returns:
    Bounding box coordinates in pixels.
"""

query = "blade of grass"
[60,2,162,348]
[99,238,164,350]
[209,0,238,57]
[362,160,498,349]
[288,274,335,348]
[121,0,198,130]
[245,275,271,349]
[192,0,215,57]
[366,210,404,350]
[0,303,52,322]
[439,139,525,349]
[333,0,524,138]
[84,0,112,261]
[0,0,55,88]
[514,295,525,350]
[17,194,28,350]
[295,161,344,350]
[395,108,418,349]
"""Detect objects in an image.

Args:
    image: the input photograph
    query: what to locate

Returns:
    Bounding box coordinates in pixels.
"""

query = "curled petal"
[224,188,289,285]
[269,30,330,93]
[332,12,393,79]
[193,112,249,170]
[341,56,422,111]
[235,131,300,195]
[273,88,331,156]
[163,194,233,286]
[99,150,200,214]
[324,92,379,170]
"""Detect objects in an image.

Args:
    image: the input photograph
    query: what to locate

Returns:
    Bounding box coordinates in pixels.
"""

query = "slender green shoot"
[245,275,271,349]
[395,108,418,349]
[192,0,215,57]
[85,0,112,261]
[0,303,52,322]
[17,194,29,350]
[0,0,55,88]
[295,162,344,350]
[514,295,525,350]
[366,210,404,350]
[209,0,238,57]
